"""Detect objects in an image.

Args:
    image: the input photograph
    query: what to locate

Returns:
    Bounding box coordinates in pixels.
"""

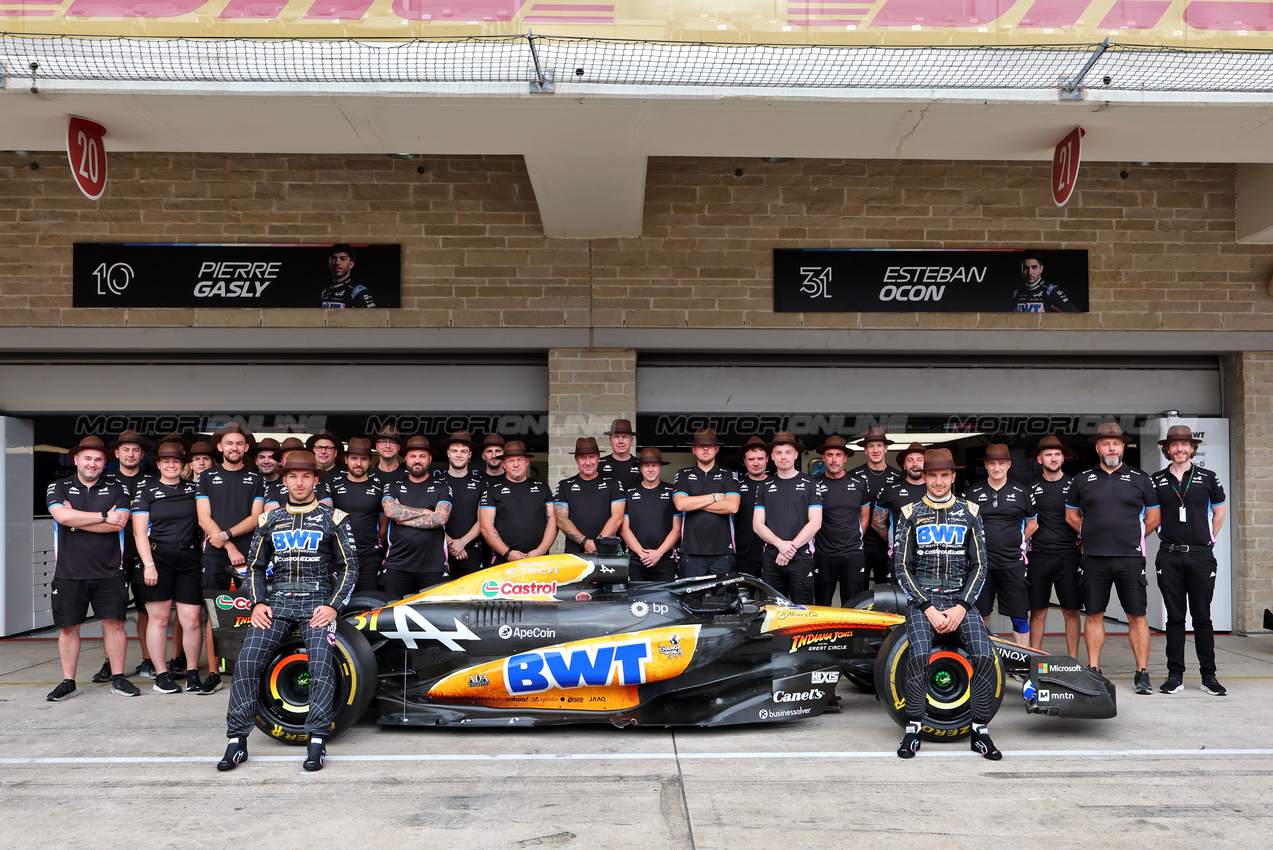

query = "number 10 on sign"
[1052,127,1084,207]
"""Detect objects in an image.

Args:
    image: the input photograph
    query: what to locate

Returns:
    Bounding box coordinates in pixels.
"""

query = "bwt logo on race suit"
[916,524,968,546]
[505,641,651,694]
[271,529,323,551]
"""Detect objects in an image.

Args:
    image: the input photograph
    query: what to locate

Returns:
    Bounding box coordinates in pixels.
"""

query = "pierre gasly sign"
[774,248,1088,313]
[73,243,401,308]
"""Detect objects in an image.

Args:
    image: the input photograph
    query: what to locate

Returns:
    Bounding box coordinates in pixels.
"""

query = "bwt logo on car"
[505,642,651,694]
[271,529,323,551]
[916,524,968,545]
[482,579,558,598]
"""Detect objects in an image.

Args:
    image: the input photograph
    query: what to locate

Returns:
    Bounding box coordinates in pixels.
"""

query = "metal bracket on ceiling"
[527,31,554,94]
[1059,38,1111,101]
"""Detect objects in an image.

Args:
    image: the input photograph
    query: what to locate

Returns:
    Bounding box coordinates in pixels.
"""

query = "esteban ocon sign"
[773,248,1088,313]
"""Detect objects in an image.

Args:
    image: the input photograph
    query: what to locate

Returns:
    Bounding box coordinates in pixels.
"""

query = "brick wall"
[547,348,637,487]
[1233,352,1273,633]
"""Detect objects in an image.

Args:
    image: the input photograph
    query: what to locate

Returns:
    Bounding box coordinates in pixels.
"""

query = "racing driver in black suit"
[893,448,1001,761]
[216,450,358,773]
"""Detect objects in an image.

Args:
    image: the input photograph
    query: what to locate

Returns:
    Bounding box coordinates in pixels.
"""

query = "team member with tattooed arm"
[215,450,358,773]
[380,436,452,598]
[480,441,557,566]
[893,448,999,760]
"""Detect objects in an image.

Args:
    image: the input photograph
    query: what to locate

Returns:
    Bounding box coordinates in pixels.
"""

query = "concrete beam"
[523,150,647,238]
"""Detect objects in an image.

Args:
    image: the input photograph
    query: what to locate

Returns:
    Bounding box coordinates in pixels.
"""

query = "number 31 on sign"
[67,116,108,201]
[1052,127,1084,208]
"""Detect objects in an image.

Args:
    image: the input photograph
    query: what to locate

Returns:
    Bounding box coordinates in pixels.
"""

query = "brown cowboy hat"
[306,429,344,452]
[211,423,256,452]
[252,437,282,458]
[109,429,149,450]
[981,443,1013,464]
[68,436,109,458]
[766,431,805,453]
[1033,434,1075,458]
[189,440,216,458]
[689,428,721,447]
[150,442,188,463]
[1157,424,1202,448]
[573,437,602,457]
[373,424,403,444]
[345,437,374,457]
[502,440,534,459]
[277,437,307,458]
[897,441,927,462]
[604,418,637,437]
[279,450,320,472]
[403,435,433,454]
[858,427,888,447]
[155,432,194,450]
[815,435,856,457]
[737,435,768,459]
[440,430,476,449]
[636,447,670,466]
[1089,421,1133,445]
[923,448,956,471]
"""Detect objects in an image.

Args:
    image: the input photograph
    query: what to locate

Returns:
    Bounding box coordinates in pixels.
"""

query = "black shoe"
[1200,675,1227,696]
[1087,666,1102,676]
[111,675,141,698]
[90,660,112,684]
[46,679,78,702]
[185,670,202,693]
[153,672,181,694]
[897,721,922,759]
[1159,674,1184,694]
[217,738,248,771]
[167,656,186,677]
[197,672,223,695]
[134,659,157,680]
[1134,669,1153,695]
[303,738,326,772]
[971,728,1002,761]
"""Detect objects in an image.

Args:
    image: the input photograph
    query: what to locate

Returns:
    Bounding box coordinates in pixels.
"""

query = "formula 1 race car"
[207,552,1117,744]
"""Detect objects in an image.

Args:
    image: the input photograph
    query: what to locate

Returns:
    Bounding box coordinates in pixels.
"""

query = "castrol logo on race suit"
[481,579,558,599]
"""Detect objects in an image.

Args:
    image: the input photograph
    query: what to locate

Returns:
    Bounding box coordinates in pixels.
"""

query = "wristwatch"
[101,510,109,522]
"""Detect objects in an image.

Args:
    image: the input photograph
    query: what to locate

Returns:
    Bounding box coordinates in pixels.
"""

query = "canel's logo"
[505,641,651,694]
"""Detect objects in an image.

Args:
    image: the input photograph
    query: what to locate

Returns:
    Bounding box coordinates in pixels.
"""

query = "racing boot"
[216,737,248,771]
[302,737,326,772]
[897,720,922,759]
[970,723,1002,761]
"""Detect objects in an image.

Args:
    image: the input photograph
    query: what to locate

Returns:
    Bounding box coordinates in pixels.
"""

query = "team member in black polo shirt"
[813,435,871,606]
[673,428,741,577]
[1066,421,1161,692]
[1149,425,1228,696]
[964,444,1037,646]
[328,438,385,591]
[98,429,157,682]
[478,433,507,490]
[870,442,928,581]
[252,438,282,487]
[132,441,205,695]
[598,419,643,492]
[195,423,266,694]
[371,425,407,489]
[264,438,333,510]
[307,429,344,482]
[187,441,215,482]
[555,437,626,555]
[734,436,770,578]
[621,448,682,581]
[852,427,903,586]
[381,436,452,597]
[45,437,137,702]
[1027,434,1082,657]
[754,432,823,605]
[480,441,556,565]
[439,430,486,578]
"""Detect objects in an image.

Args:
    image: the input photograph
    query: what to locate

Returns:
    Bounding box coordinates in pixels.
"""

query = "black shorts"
[52,575,130,629]
[1027,548,1082,611]
[975,563,1029,619]
[1079,555,1148,617]
[137,545,203,606]
[201,546,234,592]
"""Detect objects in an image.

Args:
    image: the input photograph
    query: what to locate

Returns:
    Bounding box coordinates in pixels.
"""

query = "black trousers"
[813,550,867,607]
[761,551,815,606]
[1156,548,1218,677]
[864,536,892,584]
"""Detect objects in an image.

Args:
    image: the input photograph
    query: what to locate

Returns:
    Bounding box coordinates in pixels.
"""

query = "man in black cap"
[370,424,407,489]
[45,437,138,702]
[964,444,1037,646]
[439,431,486,578]
[480,441,556,565]
[851,427,903,586]
[734,436,770,579]
[870,441,929,584]
[1066,421,1161,692]
[328,437,385,592]
[99,430,157,681]
[216,449,358,773]
[381,436,452,598]
[598,419,642,492]
[813,435,871,606]
[1027,435,1083,657]
[753,432,822,605]
[195,423,266,694]
[555,437,626,555]
[1149,425,1228,696]
[620,448,681,581]
[673,428,741,577]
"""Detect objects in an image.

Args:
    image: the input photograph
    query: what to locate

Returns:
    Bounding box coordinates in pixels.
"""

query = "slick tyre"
[254,618,377,745]
[874,625,1004,742]
[342,590,393,617]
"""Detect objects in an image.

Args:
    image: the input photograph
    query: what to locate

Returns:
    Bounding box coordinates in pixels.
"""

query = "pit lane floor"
[3,616,1271,849]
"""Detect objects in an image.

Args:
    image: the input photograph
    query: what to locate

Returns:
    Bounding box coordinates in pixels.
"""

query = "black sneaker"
[90,660,112,684]
[46,679,78,702]
[185,670,202,693]
[1159,674,1184,694]
[971,728,1003,761]
[1134,669,1153,695]
[217,738,248,772]
[111,675,141,698]
[897,721,922,759]
[167,656,187,677]
[1200,675,1227,696]
[134,659,157,680]
[197,672,223,695]
[303,738,326,772]
[153,672,181,694]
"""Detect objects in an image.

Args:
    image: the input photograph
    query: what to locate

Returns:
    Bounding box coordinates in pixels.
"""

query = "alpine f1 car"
[208,552,1117,744]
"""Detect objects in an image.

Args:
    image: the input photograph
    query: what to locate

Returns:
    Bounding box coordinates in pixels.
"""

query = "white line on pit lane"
[3,748,1272,765]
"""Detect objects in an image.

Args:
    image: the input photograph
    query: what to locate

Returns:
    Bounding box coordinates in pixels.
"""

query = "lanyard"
[1167,464,1194,506]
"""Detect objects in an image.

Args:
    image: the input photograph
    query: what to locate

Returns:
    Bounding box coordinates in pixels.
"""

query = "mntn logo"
[916,524,968,545]
[505,642,650,694]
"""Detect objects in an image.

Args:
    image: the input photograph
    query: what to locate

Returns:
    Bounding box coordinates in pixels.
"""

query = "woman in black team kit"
[132,442,205,695]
